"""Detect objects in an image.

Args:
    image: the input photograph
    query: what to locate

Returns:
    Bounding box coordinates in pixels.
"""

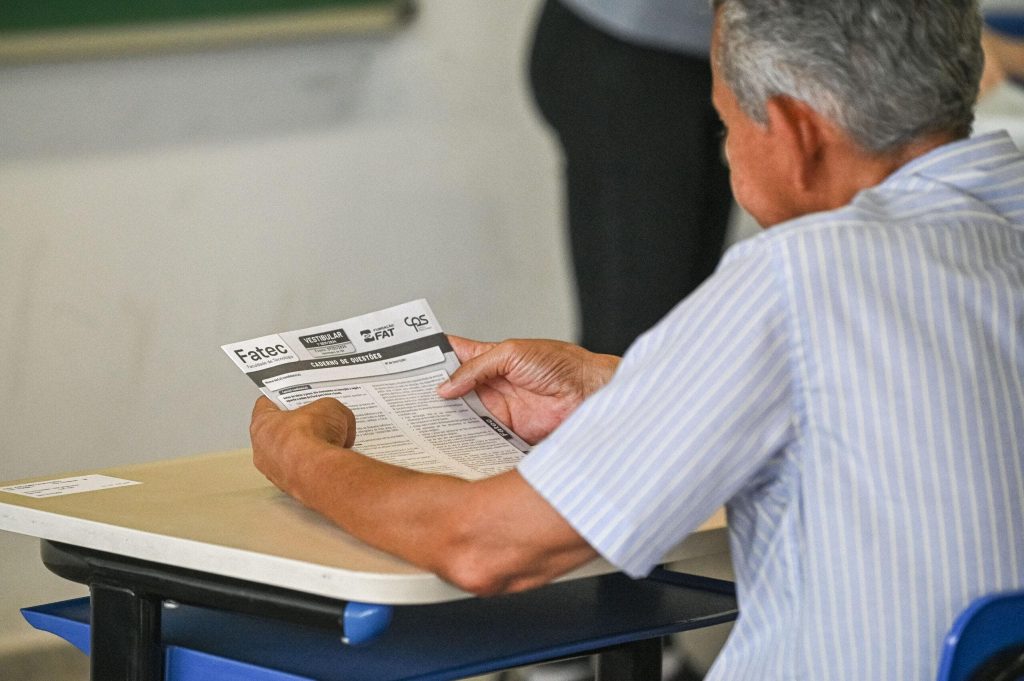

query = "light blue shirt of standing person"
[519,130,1024,681]
[557,0,713,55]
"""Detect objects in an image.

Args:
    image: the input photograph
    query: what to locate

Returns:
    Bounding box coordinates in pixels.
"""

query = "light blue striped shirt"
[519,131,1024,680]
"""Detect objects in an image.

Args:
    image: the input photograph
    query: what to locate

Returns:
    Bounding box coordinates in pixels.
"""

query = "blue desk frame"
[27,540,737,681]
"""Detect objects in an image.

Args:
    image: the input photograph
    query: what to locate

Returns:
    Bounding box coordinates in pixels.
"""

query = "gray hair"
[712,0,984,153]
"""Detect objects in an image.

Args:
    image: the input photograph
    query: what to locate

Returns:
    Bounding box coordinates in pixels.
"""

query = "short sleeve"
[518,237,797,577]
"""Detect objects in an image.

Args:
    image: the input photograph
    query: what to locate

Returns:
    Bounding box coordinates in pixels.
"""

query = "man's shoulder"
[725,206,890,263]
[722,199,956,285]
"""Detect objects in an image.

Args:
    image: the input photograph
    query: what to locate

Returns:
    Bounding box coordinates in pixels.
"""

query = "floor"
[0,640,88,681]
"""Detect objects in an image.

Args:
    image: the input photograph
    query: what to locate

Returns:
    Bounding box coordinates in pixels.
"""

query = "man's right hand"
[437,336,620,445]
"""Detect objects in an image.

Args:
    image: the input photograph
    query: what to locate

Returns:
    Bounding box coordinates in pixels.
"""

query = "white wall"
[0,0,577,650]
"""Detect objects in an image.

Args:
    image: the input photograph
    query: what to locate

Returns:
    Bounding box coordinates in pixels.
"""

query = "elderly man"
[250,1,1024,678]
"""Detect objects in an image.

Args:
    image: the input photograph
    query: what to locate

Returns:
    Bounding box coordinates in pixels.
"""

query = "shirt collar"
[883,130,1020,187]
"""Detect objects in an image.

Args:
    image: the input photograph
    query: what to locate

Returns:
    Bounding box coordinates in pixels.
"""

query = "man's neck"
[817,131,961,213]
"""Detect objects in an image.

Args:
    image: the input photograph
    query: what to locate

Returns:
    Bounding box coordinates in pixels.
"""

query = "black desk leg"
[595,637,662,681]
[90,582,163,681]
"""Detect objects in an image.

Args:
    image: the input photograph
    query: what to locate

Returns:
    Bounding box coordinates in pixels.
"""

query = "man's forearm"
[274,436,469,574]
[261,434,597,596]
[250,385,599,595]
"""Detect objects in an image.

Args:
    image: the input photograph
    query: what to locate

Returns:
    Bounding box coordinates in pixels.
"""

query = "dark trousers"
[529,0,733,356]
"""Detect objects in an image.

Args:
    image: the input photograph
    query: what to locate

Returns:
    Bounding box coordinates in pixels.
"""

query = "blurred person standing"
[528,0,732,356]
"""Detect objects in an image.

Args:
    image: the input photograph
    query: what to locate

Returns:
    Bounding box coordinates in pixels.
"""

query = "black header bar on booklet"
[245,332,453,386]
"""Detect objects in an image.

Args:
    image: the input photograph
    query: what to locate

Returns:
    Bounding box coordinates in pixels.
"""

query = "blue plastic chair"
[936,589,1024,681]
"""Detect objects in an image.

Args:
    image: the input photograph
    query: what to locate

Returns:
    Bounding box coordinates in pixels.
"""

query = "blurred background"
[0,2,580,675]
[2,0,1023,679]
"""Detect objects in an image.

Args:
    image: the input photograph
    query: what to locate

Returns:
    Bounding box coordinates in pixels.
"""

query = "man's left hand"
[249,396,355,506]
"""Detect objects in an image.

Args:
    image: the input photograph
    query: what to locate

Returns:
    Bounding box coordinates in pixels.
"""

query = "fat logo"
[360,324,395,342]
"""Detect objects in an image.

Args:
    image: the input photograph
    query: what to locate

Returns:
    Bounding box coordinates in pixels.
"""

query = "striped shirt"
[518,131,1024,681]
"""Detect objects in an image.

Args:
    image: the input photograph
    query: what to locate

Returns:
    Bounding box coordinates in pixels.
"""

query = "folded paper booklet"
[223,299,529,480]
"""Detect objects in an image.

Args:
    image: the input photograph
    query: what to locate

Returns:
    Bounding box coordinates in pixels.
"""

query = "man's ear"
[764,95,825,193]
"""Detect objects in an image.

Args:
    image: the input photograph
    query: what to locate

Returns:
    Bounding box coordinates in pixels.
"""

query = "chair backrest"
[936,589,1024,681]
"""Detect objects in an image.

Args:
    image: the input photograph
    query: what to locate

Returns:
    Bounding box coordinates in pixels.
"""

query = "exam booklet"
[222,299,529,480]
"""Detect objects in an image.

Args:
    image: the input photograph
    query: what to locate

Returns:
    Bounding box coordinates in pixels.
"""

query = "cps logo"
[404,314,430,333]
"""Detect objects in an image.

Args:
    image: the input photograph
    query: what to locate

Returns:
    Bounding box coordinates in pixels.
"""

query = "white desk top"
[0,450,727,605]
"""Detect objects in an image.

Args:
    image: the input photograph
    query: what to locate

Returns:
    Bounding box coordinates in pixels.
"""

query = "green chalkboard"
[2,0,399,32]
[0,0,413,62]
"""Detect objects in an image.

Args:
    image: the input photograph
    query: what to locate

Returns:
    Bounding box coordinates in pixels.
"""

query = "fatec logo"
[231,342,296,370]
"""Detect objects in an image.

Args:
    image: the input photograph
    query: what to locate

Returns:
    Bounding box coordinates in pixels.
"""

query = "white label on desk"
[0,474,140,498]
